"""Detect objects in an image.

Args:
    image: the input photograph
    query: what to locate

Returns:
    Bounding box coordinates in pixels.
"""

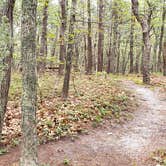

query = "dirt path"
[0,81,166,166]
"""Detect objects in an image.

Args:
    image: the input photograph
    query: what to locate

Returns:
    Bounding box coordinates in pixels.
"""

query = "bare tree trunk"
[74,41,79,71]
[62,0,76,99]
[122,39,129,74]
[39,0,49,71]
[158,0,166,73]
[59,0,67,75]
[116,33,121,73]
[131,0,152,84]
[0,0,15,143]
[51,27,59,57]
[129,12,134,73]
[163,41,166,76]
[135,51,140,73]
[107,31,112,74]
[152,29,159,73]
[20,0,38,165]
[162,0,166,75]
[97,0,104,72]
[110,2,118,74]
[86,0,93,74]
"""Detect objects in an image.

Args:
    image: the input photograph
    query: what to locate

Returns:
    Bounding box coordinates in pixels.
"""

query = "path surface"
[0,81,166,166]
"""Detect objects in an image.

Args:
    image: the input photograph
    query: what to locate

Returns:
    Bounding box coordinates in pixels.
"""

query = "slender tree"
[163,39,166,76]
[51,27,59,57]
[131,0,153,84]
[86,0,93,74]
[20,0,38,165]
[157,0,166,73]
[161,0,166,75]
[110,1,118,74]
[129,11,134,73]
[97,0,104,72]
[39,0,49,71]
[62,0,76,99]
[59,0,67,75]
[0,0,15,143]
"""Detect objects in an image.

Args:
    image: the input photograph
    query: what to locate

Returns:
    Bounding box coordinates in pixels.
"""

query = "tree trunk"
[135,51,140,73]
[0,0,15,143]
[20,0,38,165]
[51,27,59,57]
[107,31,112,74]
[116,33,121,73]
[74,42,79,71]
[131,0,152,84]
[163,41,166,76]
[142,30,151,83]
[158,0,166,73]
[110,2,118,74]
[121,39,129,74]
[97,0,104,72]
[39,0,49,71]
[162,1,166,75]
[129,12,134,73]
[152,31,159,72]
[59,0,67,75]
[62,0,76,99]
[86,0,93,74]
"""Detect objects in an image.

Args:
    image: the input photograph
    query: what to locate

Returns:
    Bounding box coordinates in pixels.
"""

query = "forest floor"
[0,73,166,166]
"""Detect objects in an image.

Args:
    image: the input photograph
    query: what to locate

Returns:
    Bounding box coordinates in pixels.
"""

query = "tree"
[131,0,153,84]
[0,0,15,143]
[39,0,49,71]
[161,0,166,75]
[20,0,38,165]
[163,39,166,76]
[110,1,118,74]
[86,0,93,74]
[62,0,76,99]
[129,12,134,73]
[59,0,67,75]
[97,0,104,72]
[157,0,166,73]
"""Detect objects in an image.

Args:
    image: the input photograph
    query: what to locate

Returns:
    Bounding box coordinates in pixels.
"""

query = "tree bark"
[162,0,166,75]
[97,0,104,72]
[157,0,166,73]
[116,33,121,73]
[135,51,140,73]
[51,27,59,57]
[62,0,76,99]
[163,37,166,76]
[163,41,166,76]
[129,12,134,73]
[110,1,118,74]
[39,0,49,71]
[20,0,38,165]
[59,0,67,75]
[86,0,93,74]
[131,0,152,84]
[107,31,112,74]
[0,0,15,143]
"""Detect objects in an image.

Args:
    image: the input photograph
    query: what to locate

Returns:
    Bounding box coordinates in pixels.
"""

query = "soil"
[0,81,165,166]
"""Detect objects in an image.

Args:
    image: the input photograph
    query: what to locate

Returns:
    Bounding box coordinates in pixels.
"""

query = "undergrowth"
[2,72,136,148]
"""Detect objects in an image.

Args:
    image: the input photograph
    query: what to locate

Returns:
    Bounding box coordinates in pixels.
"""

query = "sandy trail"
[0,81,165,166]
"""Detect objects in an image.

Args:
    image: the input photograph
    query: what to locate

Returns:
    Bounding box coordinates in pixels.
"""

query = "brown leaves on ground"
[151,75,166,89]
[150,149,166,166]
[1,73,135,147]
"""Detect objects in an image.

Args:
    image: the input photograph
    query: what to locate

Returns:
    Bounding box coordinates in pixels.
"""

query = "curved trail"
[0,81,166,166]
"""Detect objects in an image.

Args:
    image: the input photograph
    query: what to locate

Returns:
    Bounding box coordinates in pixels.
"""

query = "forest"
[0,0,166,166]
